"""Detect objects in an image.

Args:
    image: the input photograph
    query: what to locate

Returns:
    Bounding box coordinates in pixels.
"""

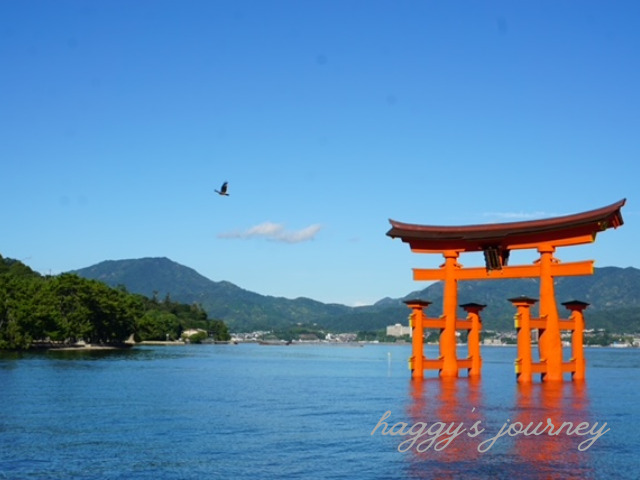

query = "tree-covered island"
[0,255,230,350]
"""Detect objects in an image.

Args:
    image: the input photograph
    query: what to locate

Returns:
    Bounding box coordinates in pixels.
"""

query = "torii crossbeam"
[387,199,626,382]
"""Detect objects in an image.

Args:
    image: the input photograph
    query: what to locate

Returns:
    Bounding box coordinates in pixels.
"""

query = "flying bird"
[215,181,229,196]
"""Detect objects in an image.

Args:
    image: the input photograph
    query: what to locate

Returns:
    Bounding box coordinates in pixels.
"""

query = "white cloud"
[218,222,322,243]
[277,224,323,243]
[246,222,284,237]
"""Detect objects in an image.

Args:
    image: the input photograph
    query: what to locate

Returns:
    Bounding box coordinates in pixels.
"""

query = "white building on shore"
[386,323,411,338]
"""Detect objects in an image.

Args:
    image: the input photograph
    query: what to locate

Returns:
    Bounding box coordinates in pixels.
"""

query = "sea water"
[0,344,638,479]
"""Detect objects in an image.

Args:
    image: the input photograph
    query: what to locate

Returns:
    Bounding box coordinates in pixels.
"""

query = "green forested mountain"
[72,258,353,332]
[72,257,640,334]
[0,255,230,349]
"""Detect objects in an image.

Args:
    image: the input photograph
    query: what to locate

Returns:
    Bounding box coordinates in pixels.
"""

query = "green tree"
[0,273,42,349]
[136,310,181,341]
[209,319,231,341]
[0,256,231,349]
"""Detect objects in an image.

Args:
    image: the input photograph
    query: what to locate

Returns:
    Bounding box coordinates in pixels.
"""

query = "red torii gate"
[387,199,626,382]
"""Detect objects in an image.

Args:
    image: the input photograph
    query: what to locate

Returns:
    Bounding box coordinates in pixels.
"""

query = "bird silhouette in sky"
[215,181,229,196]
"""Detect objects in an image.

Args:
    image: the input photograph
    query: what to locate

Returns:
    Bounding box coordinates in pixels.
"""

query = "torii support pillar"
[561,300,589,381]
[510,296,538,384]
[460,303,485,377]
[404,299,430,379]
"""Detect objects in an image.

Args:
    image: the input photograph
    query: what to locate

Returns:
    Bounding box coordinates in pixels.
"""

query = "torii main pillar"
[441,250,460,377]
[537,244,563,381]
[388,199,625,382]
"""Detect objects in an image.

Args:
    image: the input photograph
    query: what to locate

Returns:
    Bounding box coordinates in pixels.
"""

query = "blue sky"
[2,1,638,306]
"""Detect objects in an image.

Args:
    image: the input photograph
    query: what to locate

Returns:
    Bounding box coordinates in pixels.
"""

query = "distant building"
[298,333,320,342]
[182,328,207,339]
[386,323,411,337]
[326,333,357,342]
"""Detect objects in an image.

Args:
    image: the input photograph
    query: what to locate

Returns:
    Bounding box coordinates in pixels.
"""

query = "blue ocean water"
[0,344,638,479]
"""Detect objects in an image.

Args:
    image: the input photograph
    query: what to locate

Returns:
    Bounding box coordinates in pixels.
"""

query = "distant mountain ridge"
[71,257,640,333]
[71,257,352,332]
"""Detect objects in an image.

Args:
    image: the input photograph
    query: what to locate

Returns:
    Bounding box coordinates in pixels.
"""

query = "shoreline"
[5,339,635,352]
[29,341,136,351]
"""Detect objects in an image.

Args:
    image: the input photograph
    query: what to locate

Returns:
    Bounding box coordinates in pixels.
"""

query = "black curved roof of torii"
[387,199,626,252]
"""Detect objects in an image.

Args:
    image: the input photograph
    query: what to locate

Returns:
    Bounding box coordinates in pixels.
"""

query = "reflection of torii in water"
[215,181,229,196]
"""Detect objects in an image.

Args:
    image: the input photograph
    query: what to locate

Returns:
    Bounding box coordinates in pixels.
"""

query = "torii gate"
[387,199,626,382]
